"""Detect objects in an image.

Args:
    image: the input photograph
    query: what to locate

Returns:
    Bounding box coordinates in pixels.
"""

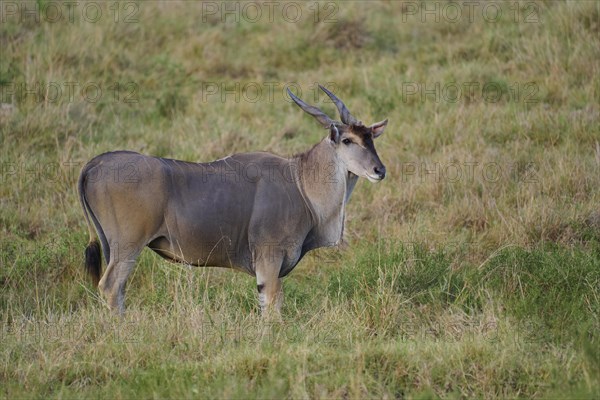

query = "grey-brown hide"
[78,85,387,315]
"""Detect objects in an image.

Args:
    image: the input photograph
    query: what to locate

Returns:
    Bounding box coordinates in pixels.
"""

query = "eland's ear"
[329,124,341,144]
[370,119,388,138]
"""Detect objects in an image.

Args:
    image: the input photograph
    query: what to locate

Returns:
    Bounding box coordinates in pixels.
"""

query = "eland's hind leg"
[98,242,143,314]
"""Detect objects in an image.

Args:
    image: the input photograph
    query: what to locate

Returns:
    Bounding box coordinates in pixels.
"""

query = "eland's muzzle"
[374,165,386,180]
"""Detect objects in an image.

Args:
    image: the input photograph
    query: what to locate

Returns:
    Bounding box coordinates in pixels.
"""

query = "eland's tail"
[77,163,106,286]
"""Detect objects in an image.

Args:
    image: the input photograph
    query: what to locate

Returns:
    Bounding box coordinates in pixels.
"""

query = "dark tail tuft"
[85,240,102,286]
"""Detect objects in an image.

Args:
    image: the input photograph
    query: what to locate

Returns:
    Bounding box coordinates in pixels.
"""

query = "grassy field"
[1,0,599,398]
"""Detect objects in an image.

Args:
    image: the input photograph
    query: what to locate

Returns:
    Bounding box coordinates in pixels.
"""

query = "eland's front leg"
[256,276,283,317]
[254,248,284,317]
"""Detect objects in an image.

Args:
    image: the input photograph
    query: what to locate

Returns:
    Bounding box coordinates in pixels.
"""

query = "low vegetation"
[1,1,599,398]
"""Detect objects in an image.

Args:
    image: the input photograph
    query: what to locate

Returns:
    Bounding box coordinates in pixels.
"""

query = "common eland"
[78,85,387,315]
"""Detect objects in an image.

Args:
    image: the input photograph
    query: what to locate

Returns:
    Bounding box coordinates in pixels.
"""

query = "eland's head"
[288,85,387,182]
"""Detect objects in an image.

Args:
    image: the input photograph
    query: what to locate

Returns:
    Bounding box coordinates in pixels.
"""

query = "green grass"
[1,0,600,398]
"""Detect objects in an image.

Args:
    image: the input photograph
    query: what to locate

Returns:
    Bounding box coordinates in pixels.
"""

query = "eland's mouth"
[366,173,384,183]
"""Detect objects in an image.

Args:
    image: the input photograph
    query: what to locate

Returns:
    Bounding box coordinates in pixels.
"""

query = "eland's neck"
[295,138,356,247]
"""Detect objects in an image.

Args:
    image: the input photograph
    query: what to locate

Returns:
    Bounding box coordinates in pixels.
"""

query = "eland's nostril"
[374,166,386,179]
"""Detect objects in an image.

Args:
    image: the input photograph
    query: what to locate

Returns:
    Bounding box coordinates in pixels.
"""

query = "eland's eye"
[342,138,352,145]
